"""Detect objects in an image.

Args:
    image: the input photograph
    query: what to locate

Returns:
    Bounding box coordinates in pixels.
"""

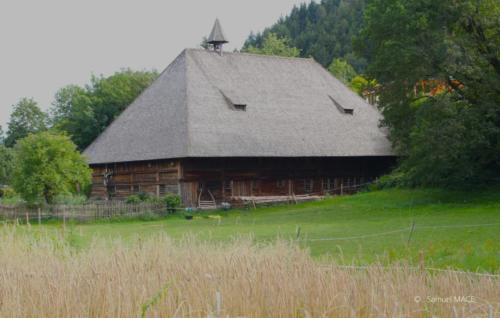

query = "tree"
[356,0,500,185]
[5,98,47,147]
[0,125,4,145]
[49,85,86,125]
[50,69,158,150]
[12,132,91,204]
[243,0,367,70]
[244,33,300,57]
[350,75,378,96]
[0,145,13,185]
[328,58,357,84]
[199,36,209,49]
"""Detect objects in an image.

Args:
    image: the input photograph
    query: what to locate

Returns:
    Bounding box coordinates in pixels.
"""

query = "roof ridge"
[185,48,315,61]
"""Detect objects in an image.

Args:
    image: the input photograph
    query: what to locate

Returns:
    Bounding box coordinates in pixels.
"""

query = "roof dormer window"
[233,103,247,111]
[329,95,354,115]
[221,90,247,111]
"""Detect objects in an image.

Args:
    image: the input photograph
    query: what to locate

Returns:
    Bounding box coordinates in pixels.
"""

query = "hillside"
[243,0,367,71]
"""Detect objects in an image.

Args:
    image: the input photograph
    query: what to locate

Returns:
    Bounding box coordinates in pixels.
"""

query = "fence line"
[300,222,500,242]
[320,264,500,278]
[0,201,176,222]
[302,228,411,241]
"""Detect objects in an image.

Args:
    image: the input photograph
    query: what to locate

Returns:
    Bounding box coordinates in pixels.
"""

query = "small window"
[159,184,166,195]
[276,180,287,188]
[329,95,354,115]
[324,178,333,191]
[223,181,232,192]
[132,185,140,193]
[303,179,314,194]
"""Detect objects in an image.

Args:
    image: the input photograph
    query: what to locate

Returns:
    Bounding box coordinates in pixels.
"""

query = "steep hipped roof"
[84,49,393,164]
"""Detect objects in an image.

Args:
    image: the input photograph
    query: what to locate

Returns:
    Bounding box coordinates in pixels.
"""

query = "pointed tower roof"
[207,19,228,45]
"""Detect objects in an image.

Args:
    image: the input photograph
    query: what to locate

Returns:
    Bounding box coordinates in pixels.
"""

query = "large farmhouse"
[84,21,395,207]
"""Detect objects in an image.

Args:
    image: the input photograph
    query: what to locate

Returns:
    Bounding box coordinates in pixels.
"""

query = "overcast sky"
[0,0,309,128]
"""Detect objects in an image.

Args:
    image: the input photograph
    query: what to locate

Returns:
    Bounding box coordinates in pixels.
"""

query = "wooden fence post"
[407,221,416,246]
[419,250,425,271]
[215,291,221,316]
[63,206,66,231]
[38,207,41,225]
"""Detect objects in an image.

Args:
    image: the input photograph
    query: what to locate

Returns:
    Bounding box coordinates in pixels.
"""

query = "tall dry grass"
[0,225,498,317]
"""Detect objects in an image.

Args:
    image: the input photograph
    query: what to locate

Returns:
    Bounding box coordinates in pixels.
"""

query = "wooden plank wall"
[90,160,180,200]
[90,157,395,205]
[180,157,395,206]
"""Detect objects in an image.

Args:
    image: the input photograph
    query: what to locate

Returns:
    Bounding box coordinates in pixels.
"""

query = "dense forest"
[243,0,367,72]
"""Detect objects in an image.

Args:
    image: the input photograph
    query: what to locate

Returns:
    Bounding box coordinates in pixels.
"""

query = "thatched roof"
[84,49,393,164]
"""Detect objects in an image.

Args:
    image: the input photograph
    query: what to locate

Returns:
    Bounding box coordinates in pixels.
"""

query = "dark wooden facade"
[90,157,395,207]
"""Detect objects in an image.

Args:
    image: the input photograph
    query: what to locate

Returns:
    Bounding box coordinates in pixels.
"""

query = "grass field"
[27,187,500,273]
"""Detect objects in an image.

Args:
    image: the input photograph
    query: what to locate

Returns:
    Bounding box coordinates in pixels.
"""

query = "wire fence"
[298,222,500,242]
[320,264,500,279]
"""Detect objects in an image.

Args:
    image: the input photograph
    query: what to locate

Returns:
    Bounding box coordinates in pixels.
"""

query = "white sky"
[0,0,309,128]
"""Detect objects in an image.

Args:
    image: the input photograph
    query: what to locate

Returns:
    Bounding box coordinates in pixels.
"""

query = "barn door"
[180,182,198,208]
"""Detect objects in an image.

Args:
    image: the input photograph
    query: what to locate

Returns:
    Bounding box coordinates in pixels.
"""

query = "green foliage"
[244,0,367,70]
[162,193,181,213]
[50,69,158,150]
[356,0,500,186]
[12,132,92,204]
[126,192,152,204]
[0,125,4,145]
[52,194,88,205]
[199,36,209,49]
[125,194,142,204]
[141,283,170,318]
[328,58,357,84]
[0,186,16,199]
[0,145,14,185]
[49,85,87,126]
[371,171,407,190]
[5,98,47,147]
[400,95,491,186]
[126,193,181,213]
[350,75,377,96]
[244,33,300,57]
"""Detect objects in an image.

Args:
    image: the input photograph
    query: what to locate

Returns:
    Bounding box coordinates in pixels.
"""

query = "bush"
[137,192,150,202]
[53,194,88,205]
[0,187,23,205]
[125,193,181,214]
[0,186,16,199]
[371,171,408,190]
[125,195,142,204]
[162,194,181,213]
[12,132,91,204]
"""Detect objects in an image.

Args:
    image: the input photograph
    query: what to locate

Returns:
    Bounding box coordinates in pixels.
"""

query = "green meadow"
[16,187,500,273]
